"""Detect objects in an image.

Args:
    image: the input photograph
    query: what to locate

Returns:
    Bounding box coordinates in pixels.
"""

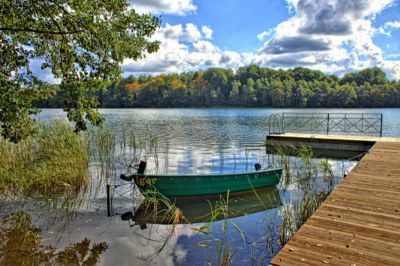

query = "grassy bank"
[0,121,90,195]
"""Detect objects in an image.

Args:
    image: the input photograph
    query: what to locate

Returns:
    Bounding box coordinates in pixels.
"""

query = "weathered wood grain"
[271,141,400,266]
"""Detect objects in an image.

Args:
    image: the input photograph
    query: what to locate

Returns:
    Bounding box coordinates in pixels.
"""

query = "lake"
[2,108,400,265]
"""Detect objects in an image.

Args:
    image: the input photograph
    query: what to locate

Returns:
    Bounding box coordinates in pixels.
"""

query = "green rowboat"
[121,162,282,197]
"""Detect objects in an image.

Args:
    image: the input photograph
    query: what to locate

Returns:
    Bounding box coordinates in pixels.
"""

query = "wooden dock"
[267,133,400,152]
[267,133,400,143]
[271,140,400,266]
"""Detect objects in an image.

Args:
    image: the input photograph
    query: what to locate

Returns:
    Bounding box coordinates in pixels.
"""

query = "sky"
[121,0,400,80]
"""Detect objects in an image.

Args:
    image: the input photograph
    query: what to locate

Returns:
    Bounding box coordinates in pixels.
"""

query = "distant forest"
[37,66,400,108]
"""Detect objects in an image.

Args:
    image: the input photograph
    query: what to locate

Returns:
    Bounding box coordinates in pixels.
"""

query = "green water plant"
[276,144,336,246]
[0,121,90,195]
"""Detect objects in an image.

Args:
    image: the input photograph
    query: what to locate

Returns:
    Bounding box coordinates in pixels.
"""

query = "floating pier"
[270,139,400,265]
[266,133,400,152]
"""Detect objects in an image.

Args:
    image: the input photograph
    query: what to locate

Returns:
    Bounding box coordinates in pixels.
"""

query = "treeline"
[37,66,400,108]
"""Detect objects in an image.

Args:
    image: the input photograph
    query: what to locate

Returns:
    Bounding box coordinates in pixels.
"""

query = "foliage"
[0,0,160,142]
[38,66,400,109]
[0,121,90,195]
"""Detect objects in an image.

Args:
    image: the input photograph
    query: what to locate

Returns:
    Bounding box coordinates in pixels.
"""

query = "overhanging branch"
[0,27,86,35]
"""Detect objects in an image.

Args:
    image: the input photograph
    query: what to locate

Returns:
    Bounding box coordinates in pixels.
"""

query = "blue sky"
[162,0,291,53]
[120,0,400,80]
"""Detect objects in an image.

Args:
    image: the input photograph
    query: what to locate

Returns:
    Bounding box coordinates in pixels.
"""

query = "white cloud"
[253,0,400,79]
[130,0,196,15]
[192,40,219,53]
[184,23,202,41]
[201,26,213,39]
[122,23,253,75]
[161,24,183,40]
[285,0,299,13]
[378,20,400,36]
[380,61,400,80]
[122,1,400,80]
[257,29,275,41]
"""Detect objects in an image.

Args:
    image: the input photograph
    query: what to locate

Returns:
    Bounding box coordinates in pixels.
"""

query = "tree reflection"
[0,212,108,265]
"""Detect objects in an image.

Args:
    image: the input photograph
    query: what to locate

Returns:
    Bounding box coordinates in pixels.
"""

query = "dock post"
[106,184,111,217]
[326,113,330,135]
[380,113,383,137]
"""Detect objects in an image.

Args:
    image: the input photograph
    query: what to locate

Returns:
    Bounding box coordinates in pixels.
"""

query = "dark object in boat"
[255,163,262,171]
[121,211,134,221]
[136,161,147,174]
[120,161,147,181]
[120,173,133,182]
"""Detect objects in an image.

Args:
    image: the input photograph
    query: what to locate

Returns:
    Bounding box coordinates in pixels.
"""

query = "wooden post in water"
[380,113,383,137]
[326,113,330,135]
[106,184,111,217]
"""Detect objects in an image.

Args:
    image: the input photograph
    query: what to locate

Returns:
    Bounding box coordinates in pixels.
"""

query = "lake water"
[2,108,400,265]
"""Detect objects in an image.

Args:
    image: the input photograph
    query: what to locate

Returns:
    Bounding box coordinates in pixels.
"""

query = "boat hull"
[133,168,282,197]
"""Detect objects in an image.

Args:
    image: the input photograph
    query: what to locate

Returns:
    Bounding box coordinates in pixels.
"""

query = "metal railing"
[268,114,284,134]
[268,113,383,137]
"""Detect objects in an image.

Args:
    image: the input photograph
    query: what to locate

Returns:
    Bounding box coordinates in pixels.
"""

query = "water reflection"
[0,212,108,265]
[122,187,282,226]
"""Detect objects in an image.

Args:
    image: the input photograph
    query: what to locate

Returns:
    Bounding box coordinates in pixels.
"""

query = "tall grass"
[0,121,90,196]
[274,143,336,246]
[190,192,238,266]
[132,188,185,261]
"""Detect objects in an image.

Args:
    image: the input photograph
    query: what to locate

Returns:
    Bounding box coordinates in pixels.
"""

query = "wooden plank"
[323,195,400,216]
[316,206,400,229]
[289,235,400,265]
[271,139,400,265]
[300,224,400,256]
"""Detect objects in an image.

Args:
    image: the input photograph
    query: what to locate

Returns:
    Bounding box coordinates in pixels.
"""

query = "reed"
[0,121,90,196]
[320,158,335,191]
[276,144,335,246]
[269,143,294,187]
[132,188,186,261]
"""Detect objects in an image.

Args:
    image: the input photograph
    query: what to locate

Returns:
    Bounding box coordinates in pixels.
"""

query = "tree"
[28,65,400,109]
[340,67,388,86]
[292,80,310,107]
[189,72,208,105]
[0,0,160,142]
[330,84,357,107]
[241,78,257,105]
[203,68,229,103]
[270,80,285,107]
[229,80,241,105]
[290,67,326,82]
[254,79,265,104]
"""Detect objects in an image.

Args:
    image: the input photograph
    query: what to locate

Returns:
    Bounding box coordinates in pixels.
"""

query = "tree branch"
[0,27,85,35]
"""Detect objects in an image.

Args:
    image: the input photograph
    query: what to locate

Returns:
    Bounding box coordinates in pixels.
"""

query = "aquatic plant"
[267,143,295,188]
[0,121,90,196]
[320,158,335,191]
[275,143,336,246]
